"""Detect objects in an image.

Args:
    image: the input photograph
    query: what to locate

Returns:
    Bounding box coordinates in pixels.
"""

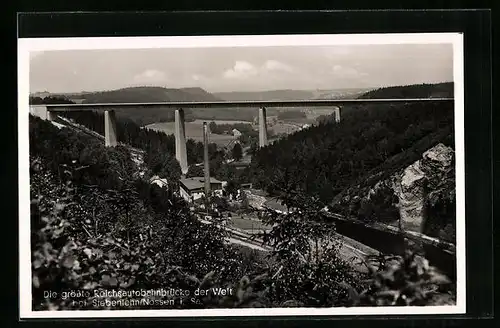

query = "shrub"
[345,251,455,306]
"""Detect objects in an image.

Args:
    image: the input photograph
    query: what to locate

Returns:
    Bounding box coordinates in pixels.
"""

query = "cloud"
[133,69,167,84]
[223,61,258,79]
[223,60,294,80]
[263,60,293,72]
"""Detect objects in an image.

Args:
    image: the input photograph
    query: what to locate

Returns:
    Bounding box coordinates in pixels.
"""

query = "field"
[271,122,302,135]
[230,215,270,233]
[145,120,246,146]
[144,107,337,146]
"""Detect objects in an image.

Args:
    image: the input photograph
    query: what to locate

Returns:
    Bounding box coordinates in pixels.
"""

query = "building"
[232,128,242,138]
[179,176,226,203]
[262,198,290,214]
[149,175,168,189]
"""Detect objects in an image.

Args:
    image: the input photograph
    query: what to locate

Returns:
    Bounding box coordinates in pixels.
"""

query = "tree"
[209,121,218,134]
[255,189,360,307]
[224,180,240,198]
[231,143,243,161]
[186,164,204,178]
[145,151,181,186]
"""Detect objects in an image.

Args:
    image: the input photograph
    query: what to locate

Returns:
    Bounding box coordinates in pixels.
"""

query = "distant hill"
[312,88,374,100]
[358,82,454,99]
[76,86,221,103]
[38,87,273,125]
[215,88,377,102]
[37,87,226,126]
[214,90,316,101]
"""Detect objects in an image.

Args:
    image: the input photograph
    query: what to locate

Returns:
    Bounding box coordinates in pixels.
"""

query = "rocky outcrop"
[392,143,455,233]
[391,160,427,232]
[335,143,455,237]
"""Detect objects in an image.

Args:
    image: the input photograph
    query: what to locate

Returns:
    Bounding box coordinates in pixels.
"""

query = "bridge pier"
[333,107,341,123]
[175,108,188,175]
[46,109,55,122]
[29,105,54,121]
[104,110,118,147]
[203,122,211,196]
[258,107,268,148]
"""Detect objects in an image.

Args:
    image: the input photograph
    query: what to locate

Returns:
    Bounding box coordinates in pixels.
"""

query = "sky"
[29,44,454,94]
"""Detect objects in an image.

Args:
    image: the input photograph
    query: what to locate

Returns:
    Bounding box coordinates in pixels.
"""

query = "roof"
[179,176,224,191]
[263,198,289,212]
[149,175,168,188]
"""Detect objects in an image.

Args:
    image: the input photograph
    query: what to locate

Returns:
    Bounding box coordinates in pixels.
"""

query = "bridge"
[29,98,453,176]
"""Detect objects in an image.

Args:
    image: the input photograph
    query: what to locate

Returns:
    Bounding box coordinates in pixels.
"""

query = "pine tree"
[231,143,243,161]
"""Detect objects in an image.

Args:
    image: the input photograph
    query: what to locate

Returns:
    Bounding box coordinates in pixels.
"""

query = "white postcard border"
[18,33,466,318]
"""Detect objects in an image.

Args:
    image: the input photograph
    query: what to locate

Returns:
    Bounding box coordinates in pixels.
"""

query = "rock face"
[392,143,455,233]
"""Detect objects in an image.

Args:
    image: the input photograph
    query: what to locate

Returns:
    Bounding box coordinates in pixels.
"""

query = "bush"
[30,155,272,310]
[255,191,364,307]
[346,251,455,306]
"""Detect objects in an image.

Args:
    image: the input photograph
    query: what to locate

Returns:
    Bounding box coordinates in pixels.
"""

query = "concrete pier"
[104,110,117,147]
[258,107,268,148]
[333,107,341,123]
[175,109,188,175]
[29,105,54,121]
[203,122,211,196]
[47,110,55,121]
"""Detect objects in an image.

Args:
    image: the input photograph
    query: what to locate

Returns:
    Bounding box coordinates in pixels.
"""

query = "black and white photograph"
[19,33,465,318]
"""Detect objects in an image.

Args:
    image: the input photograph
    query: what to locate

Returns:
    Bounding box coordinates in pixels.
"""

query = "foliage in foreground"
[30,155,454,310]
[348,252,456,306]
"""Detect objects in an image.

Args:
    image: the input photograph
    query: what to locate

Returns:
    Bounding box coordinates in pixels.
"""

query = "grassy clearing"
[145,121,238,146]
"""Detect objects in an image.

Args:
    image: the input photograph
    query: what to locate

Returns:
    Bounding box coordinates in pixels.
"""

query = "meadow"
[145,120,245,146]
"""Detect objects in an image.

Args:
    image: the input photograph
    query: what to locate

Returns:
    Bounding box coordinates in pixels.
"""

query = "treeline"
[358,82,454,99]
[57,110,223,166]
[29,96,76,105]
[277,110,307,120]
[208,121,254,135]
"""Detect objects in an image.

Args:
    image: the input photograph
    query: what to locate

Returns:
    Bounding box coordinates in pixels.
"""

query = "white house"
[149,175,168,189]
[232,128,242,138]
[179,176,226,203]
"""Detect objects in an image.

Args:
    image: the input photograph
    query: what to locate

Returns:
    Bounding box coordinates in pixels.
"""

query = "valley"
[28,82,457,310]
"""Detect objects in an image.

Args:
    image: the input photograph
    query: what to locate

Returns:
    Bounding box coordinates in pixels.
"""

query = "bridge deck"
[32,98,454,111]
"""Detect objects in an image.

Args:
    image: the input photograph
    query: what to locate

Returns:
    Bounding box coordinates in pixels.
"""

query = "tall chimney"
[203,122,211,197]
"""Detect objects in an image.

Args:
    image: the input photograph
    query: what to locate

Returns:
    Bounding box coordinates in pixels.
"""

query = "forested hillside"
[358,82,453,99]
[249,101,453,198]
[247,83,455,240]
